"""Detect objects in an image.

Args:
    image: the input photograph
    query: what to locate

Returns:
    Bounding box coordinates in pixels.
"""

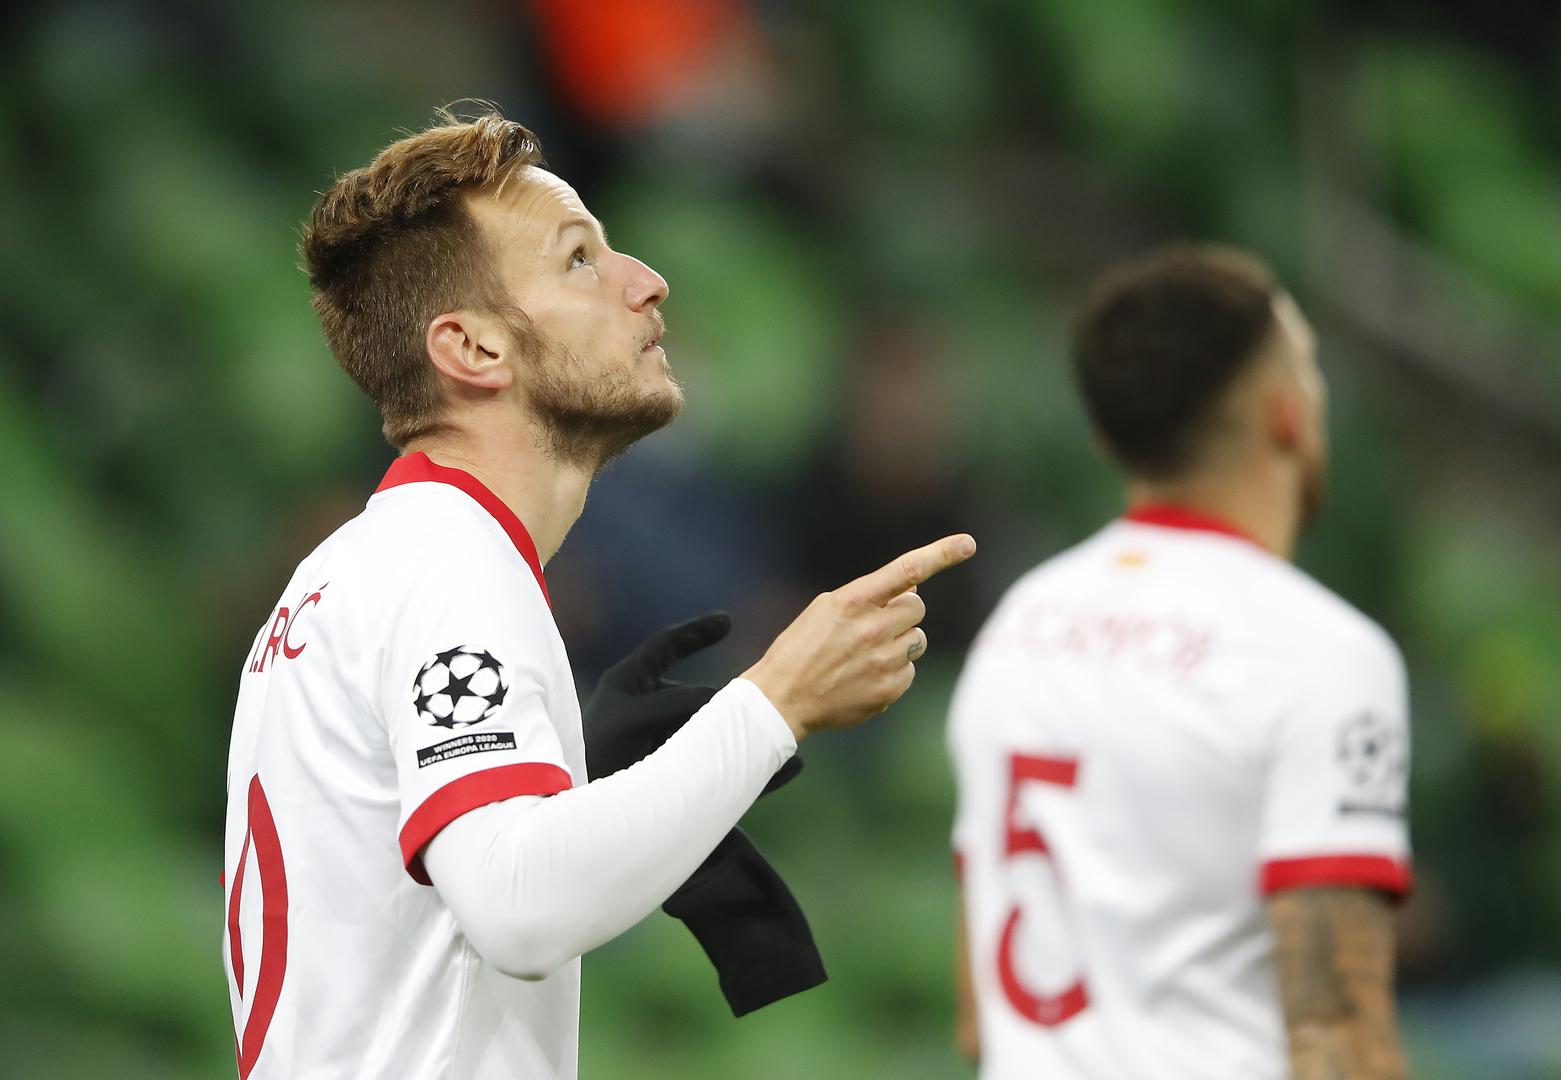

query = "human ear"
[1264,386,1306,453]
[426,312,514,391]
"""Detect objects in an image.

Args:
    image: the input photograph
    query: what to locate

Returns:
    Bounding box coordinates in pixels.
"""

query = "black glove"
[581,612,823,1015]
[582,611,802,794]
[662,825,827,1017]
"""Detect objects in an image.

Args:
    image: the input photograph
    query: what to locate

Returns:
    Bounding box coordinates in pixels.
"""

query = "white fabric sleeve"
[422,678,796,980]
[378,533,575,885]
[1257,628,1413,897]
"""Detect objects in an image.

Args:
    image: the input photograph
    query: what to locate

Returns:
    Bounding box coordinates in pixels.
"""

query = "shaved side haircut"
[302,108,544,447]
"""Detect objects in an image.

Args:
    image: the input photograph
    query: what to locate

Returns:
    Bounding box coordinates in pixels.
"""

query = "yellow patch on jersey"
[1114,550,1148,568]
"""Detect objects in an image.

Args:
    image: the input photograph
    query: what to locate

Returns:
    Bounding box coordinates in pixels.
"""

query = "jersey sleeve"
[1256,628,1412,898]
[379,547,575,886]
[946,636,1029,881]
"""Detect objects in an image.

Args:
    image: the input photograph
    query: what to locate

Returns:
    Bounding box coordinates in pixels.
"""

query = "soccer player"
[222,110,975,1080]
[947,247,1411,1079]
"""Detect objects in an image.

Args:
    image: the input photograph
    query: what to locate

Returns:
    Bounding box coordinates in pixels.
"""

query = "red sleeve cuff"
[1260,854,1413,898]
[400,762,574,885]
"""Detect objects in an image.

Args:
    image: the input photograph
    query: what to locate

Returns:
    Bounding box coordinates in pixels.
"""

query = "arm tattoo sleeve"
[1267,888,1408,1080]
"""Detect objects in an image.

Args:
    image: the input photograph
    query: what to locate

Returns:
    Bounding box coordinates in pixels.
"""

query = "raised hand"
[742,534,977,740]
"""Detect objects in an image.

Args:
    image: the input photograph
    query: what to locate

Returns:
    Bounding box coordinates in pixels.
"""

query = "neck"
[405,419,593,565]
[1125,459,1302,560]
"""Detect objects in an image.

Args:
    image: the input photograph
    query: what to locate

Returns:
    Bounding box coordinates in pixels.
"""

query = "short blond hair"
[301,108,544,447]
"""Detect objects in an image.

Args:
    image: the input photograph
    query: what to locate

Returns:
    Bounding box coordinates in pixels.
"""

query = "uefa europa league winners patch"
[412,645,511,729]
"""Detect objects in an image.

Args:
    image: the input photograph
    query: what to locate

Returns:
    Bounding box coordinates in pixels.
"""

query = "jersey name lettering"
[248,584,327,673]
[979,601,1212,676]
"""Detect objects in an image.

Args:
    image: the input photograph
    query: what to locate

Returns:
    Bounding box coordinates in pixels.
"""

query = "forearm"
[1288,1027,1405,1080]
[1284,976,1406,1080]
[425,678,795,979]
[1270,888,1407,1080]
[954,889,981,1062]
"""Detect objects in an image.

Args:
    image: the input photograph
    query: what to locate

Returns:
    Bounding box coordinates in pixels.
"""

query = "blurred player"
[947,247,1411,1079]
[221,108,974,1080]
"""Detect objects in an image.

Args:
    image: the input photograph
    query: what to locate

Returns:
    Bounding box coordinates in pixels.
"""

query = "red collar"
[376,452,550,606]
[1123,503,1264,549]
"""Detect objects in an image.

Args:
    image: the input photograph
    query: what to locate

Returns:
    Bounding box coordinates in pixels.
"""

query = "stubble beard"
[1297,453,1327,532]
[521,329,685,472]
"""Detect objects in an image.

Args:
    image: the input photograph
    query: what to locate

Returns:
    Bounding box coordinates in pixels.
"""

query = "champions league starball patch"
[412,646,510,729]
[1336,711,1407,815]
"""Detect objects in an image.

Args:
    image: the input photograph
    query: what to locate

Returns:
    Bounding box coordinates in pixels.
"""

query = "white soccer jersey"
[223,452,586,1080]
[948,505,1412,1080]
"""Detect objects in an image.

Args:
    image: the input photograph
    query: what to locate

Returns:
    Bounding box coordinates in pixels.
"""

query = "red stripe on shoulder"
[1260,854,1413,898]
[377,452,550,606]
[400,763,574,885]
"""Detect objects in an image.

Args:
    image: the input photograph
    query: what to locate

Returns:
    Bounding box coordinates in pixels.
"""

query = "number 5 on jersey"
[998,753,1089,1027]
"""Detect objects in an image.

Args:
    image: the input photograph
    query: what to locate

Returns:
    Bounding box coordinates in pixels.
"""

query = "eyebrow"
[554,216,609,248]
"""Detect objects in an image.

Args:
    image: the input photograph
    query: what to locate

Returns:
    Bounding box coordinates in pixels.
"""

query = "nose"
[621,253,669,312]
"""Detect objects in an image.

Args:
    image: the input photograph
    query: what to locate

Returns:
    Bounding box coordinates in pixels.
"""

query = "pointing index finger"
[844,534,977,607]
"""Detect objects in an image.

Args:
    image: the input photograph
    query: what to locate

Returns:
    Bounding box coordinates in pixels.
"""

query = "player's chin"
[648,378,685,419]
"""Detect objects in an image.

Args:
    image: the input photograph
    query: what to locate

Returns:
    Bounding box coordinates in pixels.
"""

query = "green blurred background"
[3,0,1560,1076]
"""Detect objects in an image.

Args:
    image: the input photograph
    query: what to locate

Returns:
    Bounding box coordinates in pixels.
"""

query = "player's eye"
[568,245,591,270]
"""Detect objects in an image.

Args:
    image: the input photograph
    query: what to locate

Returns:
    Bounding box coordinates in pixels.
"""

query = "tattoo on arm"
[1268,888,1407,1080]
